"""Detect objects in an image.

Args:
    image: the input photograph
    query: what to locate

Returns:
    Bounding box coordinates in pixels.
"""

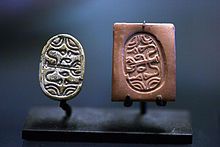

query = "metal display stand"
[22,101,192,144]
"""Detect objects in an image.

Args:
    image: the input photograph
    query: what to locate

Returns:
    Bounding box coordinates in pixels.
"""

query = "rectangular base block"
[22,107,192,144]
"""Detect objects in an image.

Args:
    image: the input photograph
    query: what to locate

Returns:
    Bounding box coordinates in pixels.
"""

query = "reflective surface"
[22,107,192,143]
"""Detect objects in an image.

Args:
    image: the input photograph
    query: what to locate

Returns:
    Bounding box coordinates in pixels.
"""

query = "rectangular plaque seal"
[112,23,176,102]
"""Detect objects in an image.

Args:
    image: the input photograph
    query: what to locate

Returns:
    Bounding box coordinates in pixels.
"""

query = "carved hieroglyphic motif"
[39,34,85,101]
[124,33,164,92]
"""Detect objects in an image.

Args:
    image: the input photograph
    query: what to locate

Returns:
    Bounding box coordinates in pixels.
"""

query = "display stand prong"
[140,102,147,115]
[124,95,133,107]
[142,20,146,30]
[59,100,72,117]
[156,95,167,106]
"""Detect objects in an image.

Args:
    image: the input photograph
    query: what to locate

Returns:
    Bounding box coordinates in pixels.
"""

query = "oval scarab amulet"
[39,34,85,101]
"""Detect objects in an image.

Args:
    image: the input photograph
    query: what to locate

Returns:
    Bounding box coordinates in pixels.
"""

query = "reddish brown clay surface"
[112,23,176,102]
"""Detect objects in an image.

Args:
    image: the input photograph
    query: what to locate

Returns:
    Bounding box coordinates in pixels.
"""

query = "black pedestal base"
[22,107,192,144]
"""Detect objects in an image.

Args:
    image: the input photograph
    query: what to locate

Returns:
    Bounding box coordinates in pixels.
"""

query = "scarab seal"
[124,33,164,92]
[39,34,85,101]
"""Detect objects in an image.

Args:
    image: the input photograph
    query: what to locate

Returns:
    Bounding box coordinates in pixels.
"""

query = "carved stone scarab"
[124,33,164,92]
[39,34,85,101]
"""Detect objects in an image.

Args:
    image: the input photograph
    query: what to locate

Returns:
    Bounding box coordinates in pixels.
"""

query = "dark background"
[0,0,220,146]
